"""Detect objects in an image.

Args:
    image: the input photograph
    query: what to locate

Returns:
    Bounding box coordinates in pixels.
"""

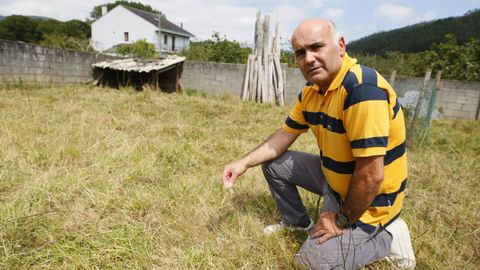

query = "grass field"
[0,85,479,269]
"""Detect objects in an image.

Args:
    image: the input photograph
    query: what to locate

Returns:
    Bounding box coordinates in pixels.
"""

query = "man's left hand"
[310,211,345,244]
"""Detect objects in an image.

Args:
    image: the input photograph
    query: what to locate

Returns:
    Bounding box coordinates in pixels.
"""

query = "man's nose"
[305,50,316,65]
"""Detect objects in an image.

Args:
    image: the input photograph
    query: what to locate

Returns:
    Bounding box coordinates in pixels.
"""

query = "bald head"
[292,18,341,46]
[290,18,346,91]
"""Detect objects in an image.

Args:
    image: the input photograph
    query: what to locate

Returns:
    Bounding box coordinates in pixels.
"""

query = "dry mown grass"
[0,85,478,269]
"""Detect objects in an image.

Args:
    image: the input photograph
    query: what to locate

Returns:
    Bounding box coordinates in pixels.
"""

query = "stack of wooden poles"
[242,12,286,106]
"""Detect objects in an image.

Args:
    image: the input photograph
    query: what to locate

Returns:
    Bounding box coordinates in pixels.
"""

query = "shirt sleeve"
[343,83,390,157]
[282,90,309,135]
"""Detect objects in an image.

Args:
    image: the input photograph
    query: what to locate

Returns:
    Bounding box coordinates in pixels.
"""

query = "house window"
[124,32,129,42]
[172,36,175,51]
[164,35,168,44]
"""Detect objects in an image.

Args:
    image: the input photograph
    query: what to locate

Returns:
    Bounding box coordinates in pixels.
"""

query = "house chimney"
[101,6,108,16]
[180,22,183,28]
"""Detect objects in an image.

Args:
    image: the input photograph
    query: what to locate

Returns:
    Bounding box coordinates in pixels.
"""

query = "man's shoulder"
[342,64,389,91]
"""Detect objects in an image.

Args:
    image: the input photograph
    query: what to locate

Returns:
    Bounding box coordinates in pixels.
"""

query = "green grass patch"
[0,85,478,269]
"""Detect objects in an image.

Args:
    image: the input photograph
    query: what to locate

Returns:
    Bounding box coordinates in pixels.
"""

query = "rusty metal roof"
[92,56,186,73]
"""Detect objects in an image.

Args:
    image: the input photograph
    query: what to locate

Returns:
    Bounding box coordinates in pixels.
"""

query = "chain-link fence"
[392,71,440,147]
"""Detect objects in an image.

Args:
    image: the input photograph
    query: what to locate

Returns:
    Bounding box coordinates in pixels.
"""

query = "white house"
[91,5,194,53]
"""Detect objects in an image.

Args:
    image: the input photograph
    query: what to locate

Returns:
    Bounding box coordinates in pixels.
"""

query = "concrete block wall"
[284,67,307,105]
[1,40,479,120]
[0,39,118,85]
[182,61,246,96]
[182,61,308,105]
[435,80,480,119]
[182,61,480,120]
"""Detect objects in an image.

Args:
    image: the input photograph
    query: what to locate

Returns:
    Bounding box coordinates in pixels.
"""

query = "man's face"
[291,21,345,90]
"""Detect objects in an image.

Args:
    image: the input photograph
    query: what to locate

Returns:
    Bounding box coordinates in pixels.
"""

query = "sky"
[1,0,479,46]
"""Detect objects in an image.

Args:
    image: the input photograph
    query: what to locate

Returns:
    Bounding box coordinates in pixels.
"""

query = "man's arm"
[311,155,384,244]
[222,128,299,187]
[342,155,384,223]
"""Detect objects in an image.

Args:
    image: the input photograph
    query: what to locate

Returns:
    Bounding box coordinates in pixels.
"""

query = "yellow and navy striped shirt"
[282,53,407,232]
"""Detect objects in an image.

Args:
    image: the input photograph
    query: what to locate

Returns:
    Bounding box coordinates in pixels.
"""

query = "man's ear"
[338,36,346,56]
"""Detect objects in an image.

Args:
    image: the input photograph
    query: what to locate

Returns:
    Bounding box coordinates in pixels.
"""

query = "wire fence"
[391,70,441,148]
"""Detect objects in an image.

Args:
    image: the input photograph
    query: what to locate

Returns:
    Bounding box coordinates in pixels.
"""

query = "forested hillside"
[348,9,480,55]
[0,15,91,51]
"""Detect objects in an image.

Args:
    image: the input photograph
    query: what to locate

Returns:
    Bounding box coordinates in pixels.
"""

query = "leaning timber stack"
[242,12,285,106]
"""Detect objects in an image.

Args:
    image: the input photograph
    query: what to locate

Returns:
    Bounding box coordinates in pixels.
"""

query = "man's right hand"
[221,129,299,189]
[222,160,248,188]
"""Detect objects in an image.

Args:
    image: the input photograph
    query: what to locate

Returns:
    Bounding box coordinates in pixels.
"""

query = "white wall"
[92,6,192,53]
[160,33,191,52]
[91,6,158,51]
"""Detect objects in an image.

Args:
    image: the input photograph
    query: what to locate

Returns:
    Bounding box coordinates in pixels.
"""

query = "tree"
[181,32,251,64]
[429,34,480,81]
[57,20,90,39]
[90,1,158,21]
[0,15,41,43]
[0,15,92,51]
[350,34,480,81]
[117,39,157,58]
[40,33,92,52]
[280,50,296,67]
[348,9,480,55]
[35,19,59,37]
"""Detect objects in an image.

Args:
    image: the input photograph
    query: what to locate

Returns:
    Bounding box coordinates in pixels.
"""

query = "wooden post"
[407,69,431,147]
[273,58,285,106]
[389,70,397,88]
[282,69,287,105]
[249,55,257,101]
[425,70,442,139]
[435,70,442,88]
[175,65,181,93]
[242,55,253,100]
[261,15,270,103]
[253,11,261,51]
[241,12,286,106]
[476,94,480,120]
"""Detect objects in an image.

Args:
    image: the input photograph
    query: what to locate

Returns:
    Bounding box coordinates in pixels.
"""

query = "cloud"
[373,2,439,26]
[322,8,345,21]
[157,1,258,42]
[274,3,308,23]
[308,0,325,8]
[374,3,415,22]
[0,0,105,21]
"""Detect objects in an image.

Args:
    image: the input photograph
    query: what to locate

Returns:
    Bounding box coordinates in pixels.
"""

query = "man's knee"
[295,238,344,270]
[262,150,295,175]
[261,159,275,177]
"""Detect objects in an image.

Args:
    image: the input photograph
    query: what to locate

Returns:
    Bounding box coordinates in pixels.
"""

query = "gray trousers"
[261,150,392,270]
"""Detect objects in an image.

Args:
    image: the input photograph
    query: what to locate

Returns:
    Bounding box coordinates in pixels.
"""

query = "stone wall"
[182,62,480,120]
[181,61,307,105]
[182,61,246,96]
[436,80,480,119]
[1,40,479,120]
[0,39,118,85]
